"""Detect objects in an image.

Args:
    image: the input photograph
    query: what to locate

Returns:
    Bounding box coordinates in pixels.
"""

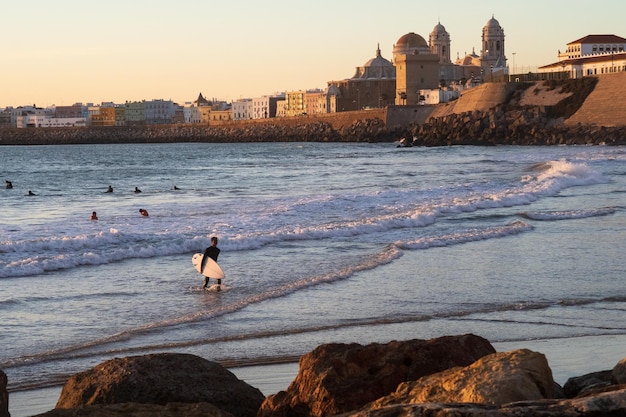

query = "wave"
[0,221,536,372]
[520,207,616,221]
[396,221,532,249]
[0,245,403,371]
[0,159,609,279]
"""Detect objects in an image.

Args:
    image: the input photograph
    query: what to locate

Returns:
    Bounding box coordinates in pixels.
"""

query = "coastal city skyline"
[3,0,625,108]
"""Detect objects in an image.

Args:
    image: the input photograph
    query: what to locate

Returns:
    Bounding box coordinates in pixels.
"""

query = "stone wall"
[404,107,626,146]
[1,74,625,146]
[566,72,626,127]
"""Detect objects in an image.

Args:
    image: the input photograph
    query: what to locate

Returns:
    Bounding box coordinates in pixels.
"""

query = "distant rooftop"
[568,34,626,45]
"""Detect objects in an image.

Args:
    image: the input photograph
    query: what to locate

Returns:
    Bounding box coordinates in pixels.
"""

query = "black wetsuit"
[202,245,221,287]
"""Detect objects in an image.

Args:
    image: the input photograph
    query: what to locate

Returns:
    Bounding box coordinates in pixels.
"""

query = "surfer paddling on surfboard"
[201,236,221,288]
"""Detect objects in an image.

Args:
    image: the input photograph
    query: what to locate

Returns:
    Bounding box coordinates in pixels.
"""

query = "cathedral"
[394,15,507,105]
[326,16,507,108]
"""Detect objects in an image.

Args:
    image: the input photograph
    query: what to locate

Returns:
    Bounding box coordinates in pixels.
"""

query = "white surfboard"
[192,253,225,279]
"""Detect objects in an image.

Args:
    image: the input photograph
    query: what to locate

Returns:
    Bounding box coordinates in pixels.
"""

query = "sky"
[2,0,625,108]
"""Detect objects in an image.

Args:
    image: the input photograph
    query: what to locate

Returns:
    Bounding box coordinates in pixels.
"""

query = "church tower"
[429,22,451,65]
[481,15,506,74]
[393,32,440,105]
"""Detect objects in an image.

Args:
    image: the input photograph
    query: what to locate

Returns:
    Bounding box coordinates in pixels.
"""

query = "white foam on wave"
[522,159,608,193]
[521,207,616,221]
[2,221,537,363]
[397,221,533,250]
[0,159,607,279]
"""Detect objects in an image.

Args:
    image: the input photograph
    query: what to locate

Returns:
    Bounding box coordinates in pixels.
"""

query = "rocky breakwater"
[0,118,394,146]
[405,106,626,147]
[260,335,626,417]
[4,334,624,416]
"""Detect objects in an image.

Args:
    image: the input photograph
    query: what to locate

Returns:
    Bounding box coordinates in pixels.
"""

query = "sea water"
[1,142,625,410]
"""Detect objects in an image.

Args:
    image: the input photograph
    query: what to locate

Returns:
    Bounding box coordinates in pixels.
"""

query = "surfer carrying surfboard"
[201,236,221,288]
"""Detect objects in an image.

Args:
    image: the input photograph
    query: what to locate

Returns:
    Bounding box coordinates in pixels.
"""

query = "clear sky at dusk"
[2,0,625,108]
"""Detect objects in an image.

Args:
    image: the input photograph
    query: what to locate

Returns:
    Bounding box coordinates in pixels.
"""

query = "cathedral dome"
[351,45,396,80]
[395,32,428,49]
[393,32,430,57]
[431,22,448,35]
[363,45,394,68]
[485,16,501,28]
[455,48,481,67]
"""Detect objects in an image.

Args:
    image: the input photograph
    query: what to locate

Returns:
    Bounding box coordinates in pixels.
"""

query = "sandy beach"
[8,334,626,417]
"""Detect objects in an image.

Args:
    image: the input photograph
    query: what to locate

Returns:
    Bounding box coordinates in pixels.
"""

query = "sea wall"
[1,74,625,146]
[405,107,626,146]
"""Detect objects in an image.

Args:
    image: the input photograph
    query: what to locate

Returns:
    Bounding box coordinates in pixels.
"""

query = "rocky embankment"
[405,106,626,146]
[1,75,626,147]
[2,334,625,417]
[2,107,622,148]
[0,119,392,146]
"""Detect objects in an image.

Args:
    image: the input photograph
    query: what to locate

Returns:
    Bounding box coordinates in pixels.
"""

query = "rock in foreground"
[0,369,8,417]
[370,349,555,408]
[341,388,626,417]
[54,353,264,417]
[258,334,496,417]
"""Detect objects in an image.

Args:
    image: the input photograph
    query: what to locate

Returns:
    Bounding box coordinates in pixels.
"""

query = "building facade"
[481,16,506,75]
[539,34,626,78]
[328,45,396,111]
[252,94,285,119]
[232,99,253,120]
[91,107,118,126]
[393,33,440,105]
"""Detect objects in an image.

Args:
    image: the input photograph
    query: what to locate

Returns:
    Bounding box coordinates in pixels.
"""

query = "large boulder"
[341,388,626,417]
[563,370,613,397]
[55,353,264,417]
[0,369,8,417]
[370,349,555,408]
[258,334,495,417]
[613,357,626,384]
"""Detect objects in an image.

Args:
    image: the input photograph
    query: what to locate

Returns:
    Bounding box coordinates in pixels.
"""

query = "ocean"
[1,142,625,415]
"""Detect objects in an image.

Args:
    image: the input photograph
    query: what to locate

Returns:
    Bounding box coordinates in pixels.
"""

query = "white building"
[539,34,626,78]
[252,94,285,119]
[16,113,86,128]
[184,105,204,124]
[232,98,253,120]
[418,88,460,105]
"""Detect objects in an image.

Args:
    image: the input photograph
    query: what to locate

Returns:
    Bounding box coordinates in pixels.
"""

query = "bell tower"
[429,22,451,65]
[481,15,506,74]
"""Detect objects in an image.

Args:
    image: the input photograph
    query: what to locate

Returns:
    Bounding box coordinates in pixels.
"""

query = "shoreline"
[8,333,626,417]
